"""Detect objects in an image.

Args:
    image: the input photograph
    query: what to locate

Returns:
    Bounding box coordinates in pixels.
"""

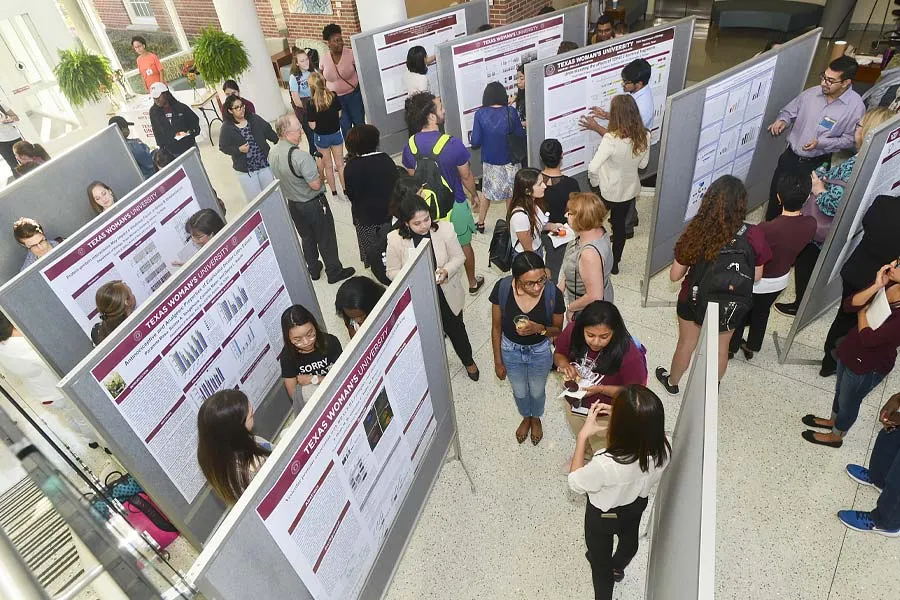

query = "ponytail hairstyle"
[13,141,50,162]
[510,251,547,295]
[309,72,335,113]
[94,280,135,343]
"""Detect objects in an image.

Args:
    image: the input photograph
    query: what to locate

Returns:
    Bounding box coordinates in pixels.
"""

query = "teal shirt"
[814,154,856,217]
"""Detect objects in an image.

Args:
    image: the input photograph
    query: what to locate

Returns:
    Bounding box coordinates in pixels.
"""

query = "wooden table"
[271,49,292,89]
[604,7,626,22]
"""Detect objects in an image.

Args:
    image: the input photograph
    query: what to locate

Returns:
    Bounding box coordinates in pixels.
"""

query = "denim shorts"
[314,130,344,149]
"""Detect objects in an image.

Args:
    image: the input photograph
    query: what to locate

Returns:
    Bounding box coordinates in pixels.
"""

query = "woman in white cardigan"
[587,94,649,274]
[386,185,480,380]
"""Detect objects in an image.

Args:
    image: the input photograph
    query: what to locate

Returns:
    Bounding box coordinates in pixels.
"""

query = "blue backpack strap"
[542,281,556,318]
[498,276,513,311]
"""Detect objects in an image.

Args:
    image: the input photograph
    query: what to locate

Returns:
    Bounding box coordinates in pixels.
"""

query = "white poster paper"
[41,167,202,337]
[256,289,436,600]
[89,211,292,502]
[685,56,777,221]
[374,11,467,113]
[830,125,900,282]
[542,27,675,177]
[451,14,565,146]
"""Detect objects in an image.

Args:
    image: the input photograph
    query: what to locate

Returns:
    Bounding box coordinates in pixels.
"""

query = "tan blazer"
[386,221,466,315]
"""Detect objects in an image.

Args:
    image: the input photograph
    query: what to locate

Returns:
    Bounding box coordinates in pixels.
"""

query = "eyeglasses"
[521,277,548,289]
[22,236,47,250]
[230,103,244,111]
[854,121,862,129]
[820,73,844,85]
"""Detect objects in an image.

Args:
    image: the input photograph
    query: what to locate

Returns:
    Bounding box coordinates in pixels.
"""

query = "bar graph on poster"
[40,167,202,336]
[451,14,565,146]
[256,288,437,600]
[88,211,292,502]
[374,10,467,113]
[542,27,675,177]
[685,56,777,222]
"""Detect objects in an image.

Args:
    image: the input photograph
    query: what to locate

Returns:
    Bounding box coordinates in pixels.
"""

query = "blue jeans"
[830,360,885,435]
[501,336,553,417]
[869,428,900,530]
[338,87,366,138]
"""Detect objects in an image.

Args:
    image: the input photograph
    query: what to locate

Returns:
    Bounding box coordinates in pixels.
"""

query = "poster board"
[58,183,321,548]
[645,302,718,600]
[189,243,460,600]
[641,28,822,305]
[351,1,489,157]
[0,124,143,285]
[774,115,900,363]
[524,18,694,184]
[435,3,588,172]
[0,150,222,376]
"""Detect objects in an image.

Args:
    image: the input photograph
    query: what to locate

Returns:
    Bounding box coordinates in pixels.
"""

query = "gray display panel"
[58,183,321,548]
[351,1,489,158]
[190,243,460,600]
[645,302,718,600]
[642,28,822,305]
[524,17,696,189]
[0,149,222,376]
[0,124,143,284]
[435,3,588,176]
[774,115,900,363]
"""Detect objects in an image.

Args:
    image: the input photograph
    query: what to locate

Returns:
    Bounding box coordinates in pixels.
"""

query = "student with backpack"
[490,252,565,446]
[655,176,772,394]
[403,92,486,294]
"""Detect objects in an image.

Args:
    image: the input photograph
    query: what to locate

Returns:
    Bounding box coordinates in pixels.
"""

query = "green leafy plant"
[54,48,114,107]
[191,28,250,85]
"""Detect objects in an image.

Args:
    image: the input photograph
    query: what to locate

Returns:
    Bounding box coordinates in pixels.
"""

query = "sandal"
[475,222,486,234]
[515,418,531,444]
[530,417,543,446]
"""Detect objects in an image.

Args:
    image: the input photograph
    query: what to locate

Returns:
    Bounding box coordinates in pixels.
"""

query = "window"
[124,0,158,26]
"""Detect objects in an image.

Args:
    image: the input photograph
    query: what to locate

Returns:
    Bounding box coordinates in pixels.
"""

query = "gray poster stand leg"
[772,331,820,366]
[445,424,476,494]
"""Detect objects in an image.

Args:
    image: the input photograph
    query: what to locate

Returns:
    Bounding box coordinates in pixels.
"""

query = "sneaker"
[655,367,679,396]
[846,464,883,491]
[774,302,798,317]
[327,267,355,284]
[837,510,900,537]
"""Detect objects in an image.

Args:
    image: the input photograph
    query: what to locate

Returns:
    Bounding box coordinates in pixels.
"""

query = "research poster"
[89,211,292,502]
[685,56,777,221]
[256,288,436,600]
[374,10,467,113]
[41,167,202,337]
[830,125,900,282]
[451,14,565,146]
[542,27,675,177]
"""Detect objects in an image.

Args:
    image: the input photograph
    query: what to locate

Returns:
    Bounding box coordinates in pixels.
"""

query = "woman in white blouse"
[508,168,563,260]
[404,46,439,97]
[587,94,649,274]
[568,385,670,600]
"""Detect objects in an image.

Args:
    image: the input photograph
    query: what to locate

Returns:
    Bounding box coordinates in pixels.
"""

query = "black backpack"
[488,208,525,272]
[688,223,755,314]
[408,134,455,221]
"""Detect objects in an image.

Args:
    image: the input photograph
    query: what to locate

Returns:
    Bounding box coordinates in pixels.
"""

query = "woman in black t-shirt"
[490,251,565,446]
[280,304,342,414]
[539,138,581,280]
[308,71,345,200]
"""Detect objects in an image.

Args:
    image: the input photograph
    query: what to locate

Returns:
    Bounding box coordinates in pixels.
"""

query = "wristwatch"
[311,375,321,385]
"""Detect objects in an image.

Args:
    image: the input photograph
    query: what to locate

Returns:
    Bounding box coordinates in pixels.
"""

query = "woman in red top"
[803,260,900,447]
[320,23,365,137]
[132,36,165,92]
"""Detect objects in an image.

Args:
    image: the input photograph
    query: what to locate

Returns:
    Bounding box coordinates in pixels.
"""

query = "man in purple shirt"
[402,92,485,294]
[765,55,865,220]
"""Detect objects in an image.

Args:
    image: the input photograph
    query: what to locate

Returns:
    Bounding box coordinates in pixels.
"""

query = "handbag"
[88,472,179,549]
[505,107,527,164]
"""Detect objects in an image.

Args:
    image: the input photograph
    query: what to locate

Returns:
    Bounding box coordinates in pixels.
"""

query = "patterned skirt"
[482,162,520,202]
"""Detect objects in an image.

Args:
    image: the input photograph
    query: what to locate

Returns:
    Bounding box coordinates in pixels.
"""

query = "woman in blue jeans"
[490,251,565,446]
[802,260,900,447]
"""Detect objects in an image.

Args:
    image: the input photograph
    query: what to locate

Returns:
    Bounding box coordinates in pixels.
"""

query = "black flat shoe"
[740,341,754,360]
[774,302,798,317]
[475,222,485,234]
[802,429,843,448]
[466,365,480,381]
[469,276,485,294]
[802,414,832,430]
[819,362,836,377]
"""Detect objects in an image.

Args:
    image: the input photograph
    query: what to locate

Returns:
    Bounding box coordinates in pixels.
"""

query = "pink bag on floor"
[123,492,179,549]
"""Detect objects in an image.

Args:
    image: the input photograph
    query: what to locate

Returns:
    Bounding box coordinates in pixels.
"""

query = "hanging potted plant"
[191,28,250,89]
[53,48,115,108]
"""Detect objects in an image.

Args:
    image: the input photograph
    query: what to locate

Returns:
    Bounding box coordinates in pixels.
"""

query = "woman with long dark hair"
[509,64,527,127]
[280,305,342,414]
[404,45,438,95]
[197,389,272,505]
[219,94,278,202]
[490,251,565,445]
[508,168,561,259]
[91,281,136,345]
[289,47,318,156]
[655,175,771,395]
[568,385,671,600]
[87,181,116,214]
[386,191,480,380]
[335,276,386,339]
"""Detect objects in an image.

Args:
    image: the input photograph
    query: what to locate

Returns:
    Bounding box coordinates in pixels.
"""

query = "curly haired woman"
[655,176,771,394]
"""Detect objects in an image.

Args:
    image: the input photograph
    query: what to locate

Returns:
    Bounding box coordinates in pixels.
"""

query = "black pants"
[288,196,345,278]
[624,200,638,236]
[438,289,474,367]
[585,496,648,600]
[790,242,821,305]
[767,147,830,220]
[822,279,858,370]
[607,199,634,268]
[729,290,781,353]
[0,138,21,177]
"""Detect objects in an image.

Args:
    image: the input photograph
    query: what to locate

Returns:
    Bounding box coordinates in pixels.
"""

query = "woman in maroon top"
[803,260,900,447]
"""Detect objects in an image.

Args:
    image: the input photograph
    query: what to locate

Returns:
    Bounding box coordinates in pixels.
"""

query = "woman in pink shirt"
[320,23,365,137]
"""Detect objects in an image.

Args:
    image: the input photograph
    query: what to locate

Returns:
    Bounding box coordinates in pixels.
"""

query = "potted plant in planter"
[54,48,115,109]
[191,28,250,91]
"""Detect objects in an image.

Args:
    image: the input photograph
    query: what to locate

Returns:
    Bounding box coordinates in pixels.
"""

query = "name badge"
[145,68,153,76]
[819,116,836,131]
[407,247,417,259]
